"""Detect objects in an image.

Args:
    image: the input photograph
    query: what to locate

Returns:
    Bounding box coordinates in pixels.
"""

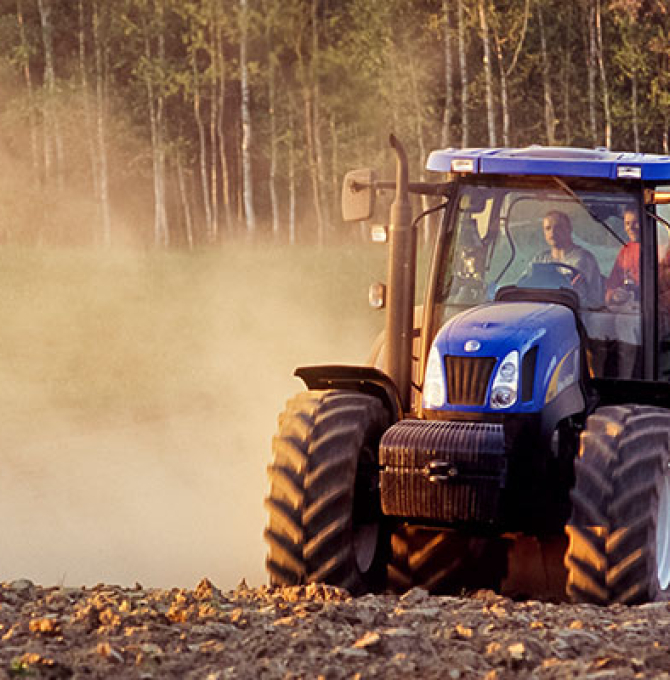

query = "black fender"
[541,381,586,439]
[295,365,403,423]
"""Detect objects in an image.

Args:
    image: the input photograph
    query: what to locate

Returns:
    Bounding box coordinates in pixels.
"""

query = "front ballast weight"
[379,419,506,524]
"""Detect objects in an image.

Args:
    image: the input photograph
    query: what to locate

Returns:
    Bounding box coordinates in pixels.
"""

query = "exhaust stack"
[385,134,417,411]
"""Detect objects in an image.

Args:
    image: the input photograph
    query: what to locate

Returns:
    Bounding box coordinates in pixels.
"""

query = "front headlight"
[490,350,519,409]
[423,346,446,408]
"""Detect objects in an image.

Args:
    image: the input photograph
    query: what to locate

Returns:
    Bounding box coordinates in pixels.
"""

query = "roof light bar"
[616,165,642,179]
[451,158,475,173]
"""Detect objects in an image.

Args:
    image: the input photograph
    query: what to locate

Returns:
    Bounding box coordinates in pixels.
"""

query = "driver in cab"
[531,210,604,307]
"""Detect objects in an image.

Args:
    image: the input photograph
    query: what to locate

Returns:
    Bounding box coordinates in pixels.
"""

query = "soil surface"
[1,579,670,679]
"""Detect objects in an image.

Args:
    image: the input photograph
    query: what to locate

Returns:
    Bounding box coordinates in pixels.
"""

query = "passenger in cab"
[606,208,640,304]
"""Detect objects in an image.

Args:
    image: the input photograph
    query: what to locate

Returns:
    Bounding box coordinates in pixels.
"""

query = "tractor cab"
[419,149,670,414]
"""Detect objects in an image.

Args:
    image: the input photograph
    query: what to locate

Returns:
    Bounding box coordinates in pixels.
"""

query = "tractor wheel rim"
[353,523,379,574]
[657,467,670,592]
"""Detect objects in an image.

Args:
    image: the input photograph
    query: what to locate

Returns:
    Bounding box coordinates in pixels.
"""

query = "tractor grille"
[444,355,496,406]
[380,419,506,524]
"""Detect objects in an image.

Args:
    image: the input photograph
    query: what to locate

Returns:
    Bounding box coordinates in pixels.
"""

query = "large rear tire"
[265,390,389,594]
[566,405,670,604]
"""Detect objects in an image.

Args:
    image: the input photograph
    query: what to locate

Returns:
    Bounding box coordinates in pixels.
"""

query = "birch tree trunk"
[143,8,168,247]
[208,19,219,241]
[458,0,469,147]
[408,53,426,177]
[479,0,496,146]
[311,0,329,238]
[632,71,640,152]
[492,0,528,147]
[408,51,430,236]
[595,0,611,149]
[537,3,556,145]
[78,0,100,206]
[215,23,234,234]
[176,150,194,249]
[441,0,453,148]
[267,29,279,238]
[93,0,111,247]
[563,35,571,144]
[209,85,219,241]
[288,93,297,245]
[240,0,256,236]
[587,3,598,145]
[237,128,244,225]
[493,35,509,146]
[303,90,324,244]
[330,116,338,221]
[36,0,64,187]
[156,6,168,247]
[17,0,40,184]
[193,57,213,240]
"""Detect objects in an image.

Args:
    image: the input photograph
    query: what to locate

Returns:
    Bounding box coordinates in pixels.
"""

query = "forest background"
[0,0,668,248]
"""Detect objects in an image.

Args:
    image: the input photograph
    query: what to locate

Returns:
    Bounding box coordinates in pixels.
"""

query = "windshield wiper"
[646,207,670,232]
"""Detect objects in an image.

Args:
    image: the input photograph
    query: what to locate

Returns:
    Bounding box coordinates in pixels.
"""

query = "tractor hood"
[435,302,577,359]
[426,301,582,415]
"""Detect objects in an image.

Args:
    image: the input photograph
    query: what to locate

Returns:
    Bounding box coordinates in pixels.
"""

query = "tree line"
[0,0,668,247]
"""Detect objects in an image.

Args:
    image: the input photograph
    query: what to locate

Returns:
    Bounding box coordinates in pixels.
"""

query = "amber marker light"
[368,282,386,309]
[652,191,670,205]
[370,225,388,243]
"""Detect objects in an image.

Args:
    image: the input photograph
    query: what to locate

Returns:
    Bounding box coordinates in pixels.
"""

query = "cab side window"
[656,195,670,378]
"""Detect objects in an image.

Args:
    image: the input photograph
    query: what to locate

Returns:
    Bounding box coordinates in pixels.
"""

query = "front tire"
[265,390,389,594]
[566,405,670,604]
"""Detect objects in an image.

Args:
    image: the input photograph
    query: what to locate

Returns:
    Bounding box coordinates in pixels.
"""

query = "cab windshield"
[435,179,642,378]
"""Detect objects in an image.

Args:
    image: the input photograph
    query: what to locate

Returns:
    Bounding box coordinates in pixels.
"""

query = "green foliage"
[1,0,669,246]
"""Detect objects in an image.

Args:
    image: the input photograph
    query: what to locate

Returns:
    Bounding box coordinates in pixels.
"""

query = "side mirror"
[342,168,376,222]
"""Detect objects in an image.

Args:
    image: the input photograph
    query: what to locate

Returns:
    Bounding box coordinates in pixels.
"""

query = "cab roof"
[426,146,670,182]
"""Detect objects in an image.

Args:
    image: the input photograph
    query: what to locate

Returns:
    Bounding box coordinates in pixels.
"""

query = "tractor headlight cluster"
[490,350,519,409]
[423,346,446,409]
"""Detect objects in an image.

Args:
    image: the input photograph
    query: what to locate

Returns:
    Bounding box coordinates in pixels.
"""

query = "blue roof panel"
[426,146,670,181]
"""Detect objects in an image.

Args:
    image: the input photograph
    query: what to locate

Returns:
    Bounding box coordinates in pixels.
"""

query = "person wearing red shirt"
[606,209,640,304]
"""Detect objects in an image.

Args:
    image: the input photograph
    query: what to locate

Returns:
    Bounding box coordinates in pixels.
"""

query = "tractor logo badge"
[464,340,481,352]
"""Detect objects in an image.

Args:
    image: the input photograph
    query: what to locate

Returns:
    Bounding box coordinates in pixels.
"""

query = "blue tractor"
[265,137,670,604]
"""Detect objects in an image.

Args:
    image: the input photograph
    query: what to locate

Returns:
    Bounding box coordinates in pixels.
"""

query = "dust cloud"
[0,244,382,590]
[0,72,384,590]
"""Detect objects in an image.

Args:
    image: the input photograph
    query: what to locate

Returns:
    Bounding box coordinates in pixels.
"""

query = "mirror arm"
[369,180,453,196]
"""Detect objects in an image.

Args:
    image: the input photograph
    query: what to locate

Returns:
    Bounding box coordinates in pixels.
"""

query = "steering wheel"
[517,261,581,290]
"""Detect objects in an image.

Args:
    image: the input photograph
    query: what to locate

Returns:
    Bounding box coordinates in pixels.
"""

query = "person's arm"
[606,249,626,301]
[575,250,604,306]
